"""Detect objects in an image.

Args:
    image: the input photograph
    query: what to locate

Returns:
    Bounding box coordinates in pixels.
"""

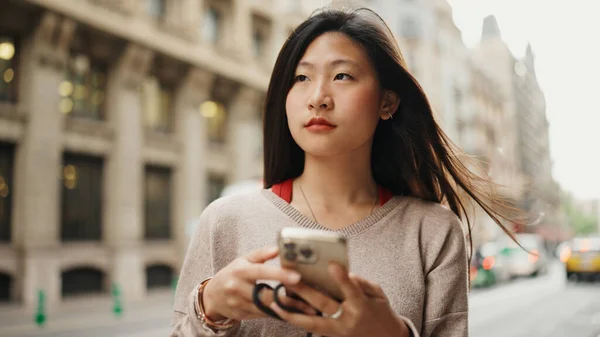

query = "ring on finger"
[326,305,343,320]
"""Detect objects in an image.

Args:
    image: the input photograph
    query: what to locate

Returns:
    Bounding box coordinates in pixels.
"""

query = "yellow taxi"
[561,236,600,281]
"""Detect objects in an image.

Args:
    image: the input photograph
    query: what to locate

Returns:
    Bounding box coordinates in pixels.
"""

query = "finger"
[329,263,363,301]
[350,275,386,298]
[275,287,318,315]
[245,246,279,263]
[249,284,316,317]
[238,264,301,285]
[269,302,335,336]
[285,283,340,316]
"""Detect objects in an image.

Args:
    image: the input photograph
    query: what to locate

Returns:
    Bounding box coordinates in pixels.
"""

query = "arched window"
[0,272,12,302]
[146,264,174,289]
[61,267,105,297]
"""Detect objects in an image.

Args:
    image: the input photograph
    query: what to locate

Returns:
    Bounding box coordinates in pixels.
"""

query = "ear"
[379,90,400,120]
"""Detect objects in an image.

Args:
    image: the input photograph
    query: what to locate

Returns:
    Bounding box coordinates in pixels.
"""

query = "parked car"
[564,236,600,281]
[470,241,512,288]
[499,233,549,278]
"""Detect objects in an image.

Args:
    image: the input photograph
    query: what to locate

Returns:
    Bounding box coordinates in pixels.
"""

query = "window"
[141,76,173,133]
[146,264,174,289]
[0,35,18,103]
[0,272,11,302]
[207,175,225,203]
[202,7,221,44]
[144,166,171,240]
[253,31,265,59]
[200,101,228,143]
[61,267,105,297]
[61,154,103,241]
[147,0,166,21]
[61,53,107,119]
[0,143,14,242]
[252,14,271,60]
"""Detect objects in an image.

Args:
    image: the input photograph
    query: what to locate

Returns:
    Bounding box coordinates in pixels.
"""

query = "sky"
[448,0,600,200]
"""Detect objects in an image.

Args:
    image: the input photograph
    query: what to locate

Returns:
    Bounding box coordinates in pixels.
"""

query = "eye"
[334,73,353,81]
[294,74,308,82]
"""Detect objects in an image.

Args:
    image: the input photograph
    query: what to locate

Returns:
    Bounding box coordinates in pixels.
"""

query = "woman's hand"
[202,246,317,322]
[269,263,411,337]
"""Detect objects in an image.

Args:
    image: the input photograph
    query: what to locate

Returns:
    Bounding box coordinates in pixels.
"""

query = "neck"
[296,150,376,207]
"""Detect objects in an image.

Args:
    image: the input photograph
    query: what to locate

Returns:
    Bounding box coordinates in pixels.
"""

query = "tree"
[561,192,598,235]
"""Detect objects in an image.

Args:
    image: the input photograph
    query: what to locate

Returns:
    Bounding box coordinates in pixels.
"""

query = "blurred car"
[564,236,600,281]
[500,233,549,278]
[470,241,512,288]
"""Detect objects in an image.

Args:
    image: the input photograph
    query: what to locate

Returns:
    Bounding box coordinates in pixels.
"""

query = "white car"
[501,233,549,278]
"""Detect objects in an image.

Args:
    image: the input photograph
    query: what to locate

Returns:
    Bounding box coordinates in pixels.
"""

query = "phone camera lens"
[300,247,313,259]
[284,250,298,261]
[284,242,296,250]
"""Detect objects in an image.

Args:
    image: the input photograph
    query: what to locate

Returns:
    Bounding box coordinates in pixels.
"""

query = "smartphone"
[278,227,349,301]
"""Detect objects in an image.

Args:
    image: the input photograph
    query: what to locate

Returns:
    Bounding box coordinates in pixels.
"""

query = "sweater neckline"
[261,189,403,238]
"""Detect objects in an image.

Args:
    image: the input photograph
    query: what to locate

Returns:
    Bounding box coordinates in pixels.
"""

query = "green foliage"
[562,192,598,235]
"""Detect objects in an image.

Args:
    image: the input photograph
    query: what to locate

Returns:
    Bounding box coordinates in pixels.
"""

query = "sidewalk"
[0,290,174,337]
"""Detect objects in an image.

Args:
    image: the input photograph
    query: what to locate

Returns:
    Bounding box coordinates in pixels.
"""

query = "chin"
[296,141,353,158]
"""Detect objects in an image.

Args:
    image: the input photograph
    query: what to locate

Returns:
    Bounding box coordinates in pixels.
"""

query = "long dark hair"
[263,8,521,256]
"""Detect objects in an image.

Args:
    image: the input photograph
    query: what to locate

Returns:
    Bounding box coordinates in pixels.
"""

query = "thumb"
[245,246,279,263]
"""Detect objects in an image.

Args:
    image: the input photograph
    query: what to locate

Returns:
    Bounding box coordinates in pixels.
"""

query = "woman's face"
[285,32,394,158]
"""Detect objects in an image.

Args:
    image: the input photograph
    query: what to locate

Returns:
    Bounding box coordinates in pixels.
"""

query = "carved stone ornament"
[33,12,76,71]
[178,68,216,108]
[115,44,154,89]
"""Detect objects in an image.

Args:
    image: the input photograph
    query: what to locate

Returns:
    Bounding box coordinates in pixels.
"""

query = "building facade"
[474,15,562,240]
[459,63,523,247]
[369,0,467,142]
[0,0,317,307]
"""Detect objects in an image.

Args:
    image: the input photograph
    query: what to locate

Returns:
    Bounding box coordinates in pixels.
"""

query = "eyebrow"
[297,59,361,69]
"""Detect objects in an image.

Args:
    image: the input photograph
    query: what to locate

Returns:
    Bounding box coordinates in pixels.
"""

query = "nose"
[307,81,333,111]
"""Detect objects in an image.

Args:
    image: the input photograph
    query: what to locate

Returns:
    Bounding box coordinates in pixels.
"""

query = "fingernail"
[328,263,338,275]
[287,272,301,283]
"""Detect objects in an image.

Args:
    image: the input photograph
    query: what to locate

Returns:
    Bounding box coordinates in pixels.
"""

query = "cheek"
[341,87,382,123]
[285,91,298,117]
[285,91,306,127]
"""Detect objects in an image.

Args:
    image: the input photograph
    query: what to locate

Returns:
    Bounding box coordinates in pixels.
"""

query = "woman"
[172,8,515,337]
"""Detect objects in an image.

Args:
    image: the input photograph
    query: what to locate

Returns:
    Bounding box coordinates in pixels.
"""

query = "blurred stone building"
[370,0,468,143]
[0,0,322,307]
[474,15,563,243]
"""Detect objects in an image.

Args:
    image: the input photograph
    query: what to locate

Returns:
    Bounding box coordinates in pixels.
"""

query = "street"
[1,261,599,337]
[469,261,600,337]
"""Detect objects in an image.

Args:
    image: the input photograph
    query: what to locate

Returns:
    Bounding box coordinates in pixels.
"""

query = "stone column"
[173,68,214,258]
[104,44,154,302]
[13,12,76,307]
[181,0,203,39]
[228,87,263,183]
[230,0,253,60]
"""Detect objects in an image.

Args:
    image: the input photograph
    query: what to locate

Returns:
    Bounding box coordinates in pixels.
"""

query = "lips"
[305,117,336,130]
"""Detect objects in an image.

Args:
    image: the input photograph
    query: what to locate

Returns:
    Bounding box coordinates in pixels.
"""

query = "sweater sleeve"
[170,205,241,337]
[420,217,469,337]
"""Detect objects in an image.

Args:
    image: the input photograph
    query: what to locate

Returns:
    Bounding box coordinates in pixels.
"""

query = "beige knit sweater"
[171,190,469,337]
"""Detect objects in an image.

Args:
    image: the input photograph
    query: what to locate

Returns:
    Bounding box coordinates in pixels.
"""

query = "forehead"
[297,32,370,68]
